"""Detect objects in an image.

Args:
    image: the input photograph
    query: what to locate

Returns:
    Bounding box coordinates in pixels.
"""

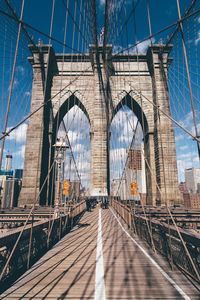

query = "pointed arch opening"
[110,94,150,205]
[46,95,91,205]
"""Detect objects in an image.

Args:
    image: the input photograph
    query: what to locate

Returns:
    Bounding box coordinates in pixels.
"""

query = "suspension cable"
[176,0,200,161]
[0,0,25,169]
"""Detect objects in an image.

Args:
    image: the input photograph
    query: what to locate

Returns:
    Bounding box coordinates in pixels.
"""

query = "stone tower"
[19,44,181,206]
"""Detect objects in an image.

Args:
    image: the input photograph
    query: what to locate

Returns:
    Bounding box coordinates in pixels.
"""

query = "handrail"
[111,199,200,283]
[0,200,86,291]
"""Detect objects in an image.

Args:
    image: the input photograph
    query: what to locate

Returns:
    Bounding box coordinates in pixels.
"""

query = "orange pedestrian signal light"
[130,182,137,189]
[63,181,70,196]
[63,181,70,189]
[131,190,137,195]
[63,189,69,195]
[130,181,137,195]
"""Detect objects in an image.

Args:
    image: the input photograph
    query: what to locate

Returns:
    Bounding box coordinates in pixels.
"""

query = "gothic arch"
[111,92,149,135]
[52,93,90,141]
[19,44,181,207]
[51,90,91,122]
[110,92,154,204]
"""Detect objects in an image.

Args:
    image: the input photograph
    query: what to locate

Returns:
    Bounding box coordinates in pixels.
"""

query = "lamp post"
[53,137,68,217]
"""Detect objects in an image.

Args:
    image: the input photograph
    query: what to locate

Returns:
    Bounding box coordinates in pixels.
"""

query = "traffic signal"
[63,189,69,195]
[131,190,137,195]
[130,182,137,189]
[130,182,137,195]
[63,181,70,195]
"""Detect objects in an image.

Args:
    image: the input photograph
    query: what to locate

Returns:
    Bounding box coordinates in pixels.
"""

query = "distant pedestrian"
[105,199,108,209]
[86,198,91,211]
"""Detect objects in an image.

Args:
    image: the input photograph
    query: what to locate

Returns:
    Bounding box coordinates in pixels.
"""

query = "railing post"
[129,211,132,230]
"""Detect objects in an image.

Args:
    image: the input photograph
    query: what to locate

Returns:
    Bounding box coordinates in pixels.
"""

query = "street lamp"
[53,137,68,217]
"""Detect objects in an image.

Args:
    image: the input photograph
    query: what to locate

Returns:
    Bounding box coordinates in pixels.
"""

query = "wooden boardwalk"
[1,207,199,299]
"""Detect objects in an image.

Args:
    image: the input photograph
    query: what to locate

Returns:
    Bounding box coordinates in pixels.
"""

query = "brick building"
[179,182,186,194]
[128,147,142,170]
[183,193,200,209]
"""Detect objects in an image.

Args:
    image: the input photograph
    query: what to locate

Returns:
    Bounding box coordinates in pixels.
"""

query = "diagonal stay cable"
[0,63,94,142]
[0,0,25,169]
[119,86,200,144]
[166,0,198,46]
[5,0,36,47]
[111,8,200,57]
[0,9,85,54]
[0,159,55,282]
[61,111,82,187]
[61,0,93,48]
[109,0,141,50]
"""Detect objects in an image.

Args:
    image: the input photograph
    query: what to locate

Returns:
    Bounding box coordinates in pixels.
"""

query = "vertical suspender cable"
[176,0,200,161]
[0,0,25,169]
[5,0,36,47]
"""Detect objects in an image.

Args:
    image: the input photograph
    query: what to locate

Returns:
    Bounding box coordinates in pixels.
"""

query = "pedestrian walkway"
[1,207,199,299]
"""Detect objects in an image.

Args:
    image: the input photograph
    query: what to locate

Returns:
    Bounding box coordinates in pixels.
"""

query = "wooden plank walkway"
[1,207,199,299]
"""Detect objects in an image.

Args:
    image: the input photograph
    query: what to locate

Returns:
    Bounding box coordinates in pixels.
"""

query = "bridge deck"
[1,207,199,299]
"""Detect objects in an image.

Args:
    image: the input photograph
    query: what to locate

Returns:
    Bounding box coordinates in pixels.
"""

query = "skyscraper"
[185,168,200,193]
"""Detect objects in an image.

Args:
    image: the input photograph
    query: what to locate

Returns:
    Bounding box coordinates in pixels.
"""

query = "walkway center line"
[94,208,106,300]
[110,207,191,300]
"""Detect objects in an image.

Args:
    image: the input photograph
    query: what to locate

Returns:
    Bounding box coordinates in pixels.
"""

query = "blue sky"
[3,0,192,49]
[0,0,199,187]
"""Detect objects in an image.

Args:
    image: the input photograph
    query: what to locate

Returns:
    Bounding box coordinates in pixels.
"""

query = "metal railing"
[111,199,200,283]
[0,200,86,292]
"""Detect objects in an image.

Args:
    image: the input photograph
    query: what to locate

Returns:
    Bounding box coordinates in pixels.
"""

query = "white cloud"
[79,172,90,181]
[16,66,25,75]
[113,45,123,54]
[77,161,90,172]
[112,108,136,130]
[107,0,135,13]
[68,130,80,145]
[175,134,184,142]
[179,110,193,129]
[113,38,155,55]
[99,0,105,6]
[7,123,28,143]
[192,123,200,136]
[8,79,19,92]
[111,108,142,148]
[58,105,91,189]
[179,145,188,151]
[110,148,127,166]
[137,39,153,53]
[65,157,90,189]
[175,111,200,182]
[58,128,88,148]
[25,91,31,97]
[13,145,26,158]
[133,38,156,54]
[63,106,78,128]
[72,143,85,153]
[62,105,89,133]
[67,159,90,172]
[178,151,197,159]
[178,110,200,138]
[58,105,90,148]
[195,30,200,45]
